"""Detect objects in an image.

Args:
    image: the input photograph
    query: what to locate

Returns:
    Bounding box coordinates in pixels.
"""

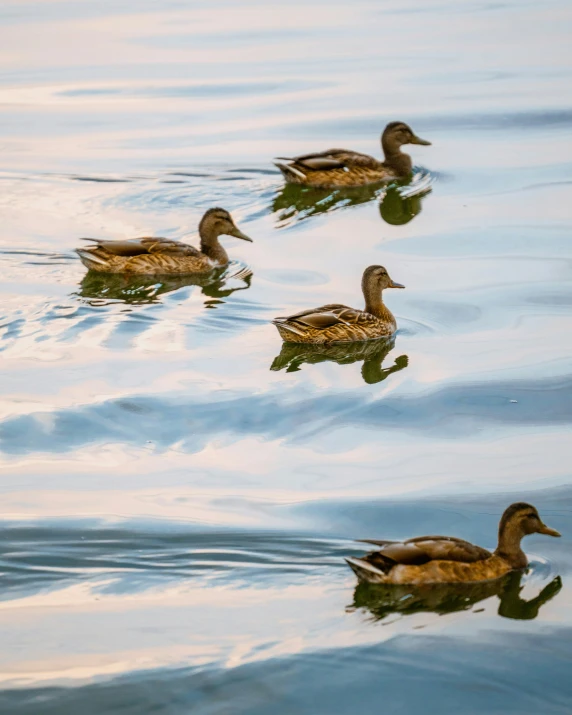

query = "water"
[1,0,572,712]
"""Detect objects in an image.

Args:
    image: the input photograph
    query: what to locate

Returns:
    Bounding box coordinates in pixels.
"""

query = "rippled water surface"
[1,1,572,713]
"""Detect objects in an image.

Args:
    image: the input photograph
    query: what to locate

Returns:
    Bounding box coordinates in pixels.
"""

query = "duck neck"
[382,142,412,176]
[200,229,228,265]
[364,287,395,323]
[495,523,527,569]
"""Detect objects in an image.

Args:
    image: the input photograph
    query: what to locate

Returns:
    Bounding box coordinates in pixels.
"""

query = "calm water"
[1,1,572,713]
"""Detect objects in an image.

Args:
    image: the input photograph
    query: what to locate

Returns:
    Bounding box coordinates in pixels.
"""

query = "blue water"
[0,0,572,712]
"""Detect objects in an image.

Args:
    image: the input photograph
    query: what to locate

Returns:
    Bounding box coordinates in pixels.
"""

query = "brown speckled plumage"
[76,208,252,276]
[346,502,561,585]
[274,121,431,188]
[273,265,404,344]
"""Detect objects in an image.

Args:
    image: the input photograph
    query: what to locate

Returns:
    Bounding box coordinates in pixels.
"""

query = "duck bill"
[228,226,253,242]
[389,280,405,289]
[410,135,431,146]
[538,523,561,537]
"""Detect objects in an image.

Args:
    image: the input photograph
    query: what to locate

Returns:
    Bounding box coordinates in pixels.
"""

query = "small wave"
[0,249,75,263]
[397,168,434,198]
[71,176,133,183]
[0,524,349,601]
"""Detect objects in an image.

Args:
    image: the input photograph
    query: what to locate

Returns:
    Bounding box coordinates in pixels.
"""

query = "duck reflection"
[348,570,562,622]
[272,175,431,226]
[270,336,408,384]
[272,182,382,225]
[379,184,427,225]
[76,265,252,306]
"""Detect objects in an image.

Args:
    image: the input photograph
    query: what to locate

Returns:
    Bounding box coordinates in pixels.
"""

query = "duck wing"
[359,535,492,573]
[80,236,201,257]
[275,304,378,330]
[275,149,380,173]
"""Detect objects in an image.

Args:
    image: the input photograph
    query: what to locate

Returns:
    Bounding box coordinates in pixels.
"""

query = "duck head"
[496,502,560,568]
[199,208,253,244]
[381,122,431,154]
[361,265,404,316]
[362,265,405,293]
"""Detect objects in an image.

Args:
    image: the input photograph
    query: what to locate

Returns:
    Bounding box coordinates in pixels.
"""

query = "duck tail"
[272,318,306,339]
[75,247,108,271]
[345,557,388,583]
[273,161,307,182]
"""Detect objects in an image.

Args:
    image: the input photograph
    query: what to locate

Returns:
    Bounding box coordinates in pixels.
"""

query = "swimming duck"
[76,208,252,275]
[346,502,561,585]
[274,121,431,188]
[273,265,404,344]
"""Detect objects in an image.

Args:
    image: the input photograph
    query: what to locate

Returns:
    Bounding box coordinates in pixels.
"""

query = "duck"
[346,502,561,585]
[274,121,431,188]
[273,265,404,344]
[76,208,252,275]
